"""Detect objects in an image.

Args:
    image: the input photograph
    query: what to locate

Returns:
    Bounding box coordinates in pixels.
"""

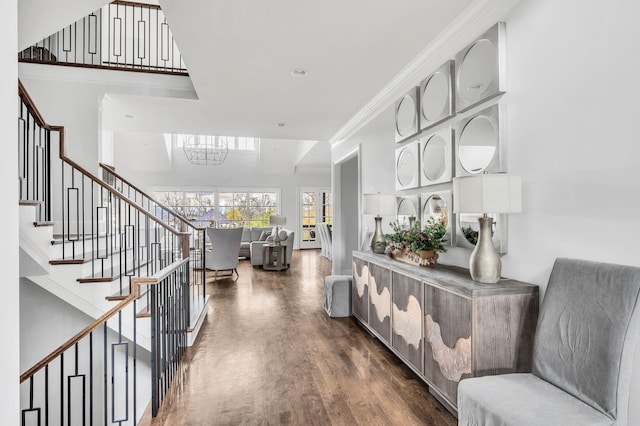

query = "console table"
[352,251,539,415]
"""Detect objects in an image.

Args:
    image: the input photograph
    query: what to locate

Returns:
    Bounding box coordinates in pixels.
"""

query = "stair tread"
[33,221,55,227]
[77,259,155,283]
[19,200,42,206]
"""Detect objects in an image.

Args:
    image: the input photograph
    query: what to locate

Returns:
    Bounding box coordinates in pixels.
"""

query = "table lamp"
[269,215,286,245]
[453,174,521,283]
[362,193,397,253]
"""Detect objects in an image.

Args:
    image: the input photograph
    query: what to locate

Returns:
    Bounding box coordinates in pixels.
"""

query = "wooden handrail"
[99,162,204,231]
[20,258,188,383]
[18,80,182,235]
[112,0,161,10]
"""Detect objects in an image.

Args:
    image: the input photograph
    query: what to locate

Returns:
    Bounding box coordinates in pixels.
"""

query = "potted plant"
[384,217,447,267]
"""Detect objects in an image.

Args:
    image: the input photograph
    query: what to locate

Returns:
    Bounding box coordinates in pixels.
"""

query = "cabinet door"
[392,272,423,373]
[368,263,391,343]
[352,257,369,323]
[423,283,472,407]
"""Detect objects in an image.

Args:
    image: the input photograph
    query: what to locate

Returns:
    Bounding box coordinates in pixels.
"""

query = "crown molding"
[329,0,522,149]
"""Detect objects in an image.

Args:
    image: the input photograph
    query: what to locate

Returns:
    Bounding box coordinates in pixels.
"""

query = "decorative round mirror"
[458,115,497,174]
[423,194,448,228]
[396,147,417,187]
[422,135,447,181]
[459,213,482,245]
[397,197,417,228]
[396,95,417,137]
[458,39,498,104]
[422,71,449,122]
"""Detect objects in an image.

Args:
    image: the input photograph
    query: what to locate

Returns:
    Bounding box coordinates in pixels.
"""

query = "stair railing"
[19,1,187,75]
[20,258,191,424]
[100,163,206,304]
[19,80,190,297]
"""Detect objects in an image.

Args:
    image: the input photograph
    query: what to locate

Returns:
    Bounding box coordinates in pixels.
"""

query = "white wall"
[1,0,20,422]
[332,0,640,420]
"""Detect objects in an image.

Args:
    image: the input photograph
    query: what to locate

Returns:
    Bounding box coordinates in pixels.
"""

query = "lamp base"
[371,216,386,254]
[469,216,501,284]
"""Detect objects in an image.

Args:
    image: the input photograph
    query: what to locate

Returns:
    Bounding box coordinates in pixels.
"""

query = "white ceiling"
[150,0,473,142]
[20,0,475,144]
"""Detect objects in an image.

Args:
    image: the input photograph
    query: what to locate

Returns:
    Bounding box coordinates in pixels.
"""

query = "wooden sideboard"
[352,251,539,415]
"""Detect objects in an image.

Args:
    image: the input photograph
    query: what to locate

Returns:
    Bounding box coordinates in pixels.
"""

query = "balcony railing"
[19,1,188,75]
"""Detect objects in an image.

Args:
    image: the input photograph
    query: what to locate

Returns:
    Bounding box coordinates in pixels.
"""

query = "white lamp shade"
[269,215,287,226]
[453,174,522,214]
[363,193,397,216]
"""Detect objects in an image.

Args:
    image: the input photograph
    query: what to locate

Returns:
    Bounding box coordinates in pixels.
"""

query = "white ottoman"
[323,275,352,317]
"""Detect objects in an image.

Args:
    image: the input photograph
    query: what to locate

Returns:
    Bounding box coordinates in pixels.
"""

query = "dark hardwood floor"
[150,249,456,426]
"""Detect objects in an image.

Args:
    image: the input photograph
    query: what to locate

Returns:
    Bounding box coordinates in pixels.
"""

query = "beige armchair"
[250,229,295,267]
[205,227,243,280]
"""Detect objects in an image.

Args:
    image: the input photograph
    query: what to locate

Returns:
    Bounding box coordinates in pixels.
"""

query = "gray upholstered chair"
[318,223,332,261]
[458,258,640,426]
[205,227,243,280]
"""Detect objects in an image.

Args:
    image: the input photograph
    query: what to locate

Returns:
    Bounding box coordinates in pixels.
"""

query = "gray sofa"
[238,227,272,259]
[457,258,640,426]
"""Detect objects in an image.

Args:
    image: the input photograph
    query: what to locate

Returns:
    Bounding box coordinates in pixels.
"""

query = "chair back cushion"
[533,258,640,420]
[205,227,244,271]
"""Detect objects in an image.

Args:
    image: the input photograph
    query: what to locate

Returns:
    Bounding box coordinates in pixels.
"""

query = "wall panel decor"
[454,103,503,177]
[420,128,453,186]
[395,141,420,190]
[455,22,505,113]
[395,87,420,143]
[420,60,455,130]
[421,190,453,246]
[396,195,419,228]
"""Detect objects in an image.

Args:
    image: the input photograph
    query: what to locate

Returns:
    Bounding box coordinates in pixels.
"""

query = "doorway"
[298,188,332,249]
[332,146,360,275]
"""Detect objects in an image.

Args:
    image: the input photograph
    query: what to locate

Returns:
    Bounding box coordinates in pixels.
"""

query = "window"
[219,192,276,228]
[153,190,277,228]
[167,134,258,151]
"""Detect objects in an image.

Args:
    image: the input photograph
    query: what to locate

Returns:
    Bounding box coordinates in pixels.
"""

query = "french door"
[299,188,332,249]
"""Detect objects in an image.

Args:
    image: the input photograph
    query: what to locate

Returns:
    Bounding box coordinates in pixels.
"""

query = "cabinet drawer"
[352,257,369,323]
[423,283,472,407]
[368,263,391,343]
[392,272,423,373]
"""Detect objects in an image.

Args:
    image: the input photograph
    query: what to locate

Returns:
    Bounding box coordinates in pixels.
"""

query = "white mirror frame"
[396,195,419,229]
[420,60,455,131]
[454,103,504,177]
[455,212,508,254]
[421,190,454,247]
[395,140,420,190]
[454,22,505,113]
[420,127,453,187]
[395,86,420,143]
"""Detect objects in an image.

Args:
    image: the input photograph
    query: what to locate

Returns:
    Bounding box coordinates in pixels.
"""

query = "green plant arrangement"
[384,217,447,267]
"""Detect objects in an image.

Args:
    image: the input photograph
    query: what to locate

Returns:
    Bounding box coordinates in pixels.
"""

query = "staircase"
[17,79,206,422]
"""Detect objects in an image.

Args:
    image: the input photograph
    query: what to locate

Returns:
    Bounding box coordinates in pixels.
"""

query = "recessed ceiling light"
[277,123,286,127]
[125,114,136,119]
[290,68,307,77]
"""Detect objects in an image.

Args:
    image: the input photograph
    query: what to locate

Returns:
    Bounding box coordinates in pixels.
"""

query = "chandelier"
[183,135,229,165]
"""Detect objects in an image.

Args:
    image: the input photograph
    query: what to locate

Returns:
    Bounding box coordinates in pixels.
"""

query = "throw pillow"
[259,230,271,241]
[278,230,288,241]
